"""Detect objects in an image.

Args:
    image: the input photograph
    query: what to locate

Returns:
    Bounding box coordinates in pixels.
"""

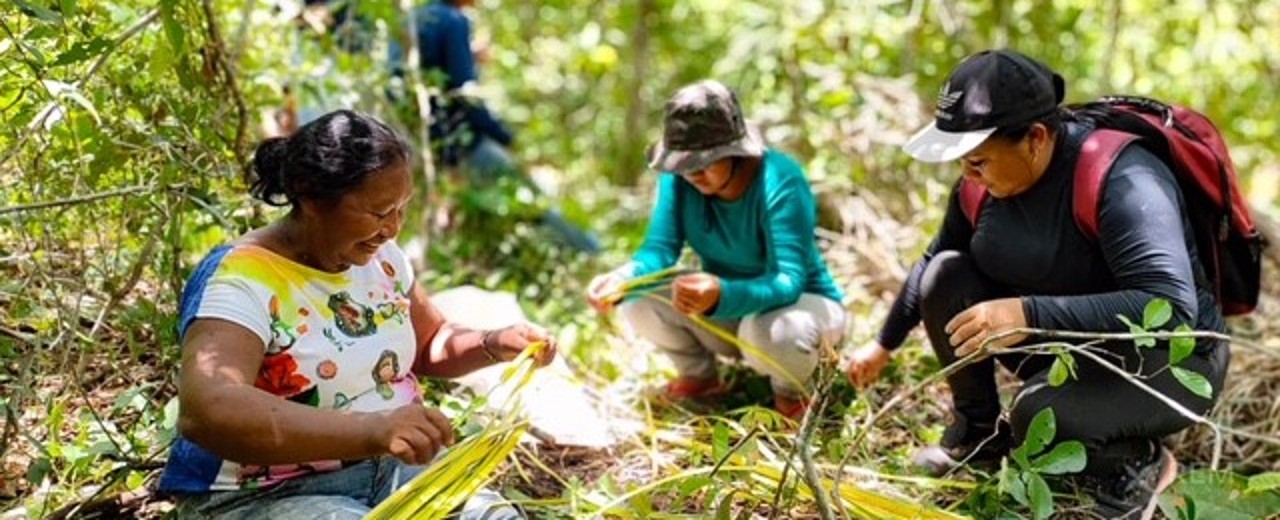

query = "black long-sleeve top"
[877,122,1226,351]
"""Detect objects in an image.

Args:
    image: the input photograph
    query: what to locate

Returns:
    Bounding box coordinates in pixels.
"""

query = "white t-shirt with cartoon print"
[159,241,421,492]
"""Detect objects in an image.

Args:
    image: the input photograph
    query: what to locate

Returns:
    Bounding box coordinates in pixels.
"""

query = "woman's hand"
[845,342,891,388]
[487,323,557,367]
[671,272,721,315]
[946,298,1029,357]
[372,404,455,465]
[585,272,627,313]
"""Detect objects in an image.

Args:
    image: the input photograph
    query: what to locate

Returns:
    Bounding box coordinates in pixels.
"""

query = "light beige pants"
[621,294,846,398]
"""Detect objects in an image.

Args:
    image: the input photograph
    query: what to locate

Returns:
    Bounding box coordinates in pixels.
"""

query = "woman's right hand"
[585,272,627,313]
[372,404,455,465]
[845,342,892,388]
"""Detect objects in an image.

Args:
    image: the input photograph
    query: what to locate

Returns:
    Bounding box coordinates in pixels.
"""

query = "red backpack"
[959,96,1265,316]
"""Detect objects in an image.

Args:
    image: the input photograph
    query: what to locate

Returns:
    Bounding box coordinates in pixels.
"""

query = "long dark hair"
[249,110,410,207]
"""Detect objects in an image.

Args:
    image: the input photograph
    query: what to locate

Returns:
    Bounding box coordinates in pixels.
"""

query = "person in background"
[845,50,1229,519]
[393,0,600,254]
[158,110,555,519]
[585,80,847,421]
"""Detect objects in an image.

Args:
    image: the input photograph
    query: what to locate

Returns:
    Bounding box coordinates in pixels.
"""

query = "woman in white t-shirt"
[158,110,554,519]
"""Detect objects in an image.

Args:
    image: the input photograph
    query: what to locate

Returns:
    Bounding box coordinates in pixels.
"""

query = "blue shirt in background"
[391,1,513,164]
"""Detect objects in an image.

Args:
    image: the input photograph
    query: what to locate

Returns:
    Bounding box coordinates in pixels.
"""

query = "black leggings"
[919,251,1230,476]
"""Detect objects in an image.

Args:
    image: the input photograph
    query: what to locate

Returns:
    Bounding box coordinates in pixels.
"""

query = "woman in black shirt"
[846,50,1230,519]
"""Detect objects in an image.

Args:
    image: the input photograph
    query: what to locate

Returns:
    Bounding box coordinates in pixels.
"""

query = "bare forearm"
[179,384,382,466]
[414,324,497,378]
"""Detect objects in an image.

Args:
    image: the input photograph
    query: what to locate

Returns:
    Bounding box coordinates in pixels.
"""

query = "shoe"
[665,376,728,400]
[912,415,1011,476]
[774,395,810,421]
[1088,444,1178,520]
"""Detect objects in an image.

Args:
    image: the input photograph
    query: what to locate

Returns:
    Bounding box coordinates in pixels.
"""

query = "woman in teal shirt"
[586,80,845,420]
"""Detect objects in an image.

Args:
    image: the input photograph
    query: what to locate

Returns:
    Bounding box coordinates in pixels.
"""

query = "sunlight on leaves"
[1143,298,1173,329]
[1169,324,1196,365]
[1171,367,1213,399]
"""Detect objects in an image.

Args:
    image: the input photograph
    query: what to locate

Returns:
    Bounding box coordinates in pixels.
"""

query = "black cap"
[647,80,764,174]
[904,49,1065,162]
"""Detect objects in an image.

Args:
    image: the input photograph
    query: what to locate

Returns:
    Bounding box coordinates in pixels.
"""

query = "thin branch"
[0,184,155,216]
[0,352,40,463]
[993,325,1280,361]
[0,325,35,344]
[709,428,760,478]
[851,324,1279,468]
[200,0,249,166]
[850,343,999,449]
[995,326,1232,344]
[397,0,439,271]
[795,368,837,520]
[1048,342,1225,469]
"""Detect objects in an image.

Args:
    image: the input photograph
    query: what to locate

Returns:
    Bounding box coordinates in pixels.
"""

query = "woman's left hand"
[946,298,1029,357]
[672,273,722,315]
[489,323,557,367]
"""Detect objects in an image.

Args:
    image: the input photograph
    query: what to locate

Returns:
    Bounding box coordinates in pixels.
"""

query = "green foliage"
[1158,470,1280,520]
[1170,324,1196,365]
[995,408,1087,520]
[1143,298,1173,330]
[1046,346,1077,387]
[4,0,1279,517]
[1170,366,1213,399]
[1117,298,1215,398]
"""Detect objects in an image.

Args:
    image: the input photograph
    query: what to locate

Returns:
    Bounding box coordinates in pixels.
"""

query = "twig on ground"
[795,368,838,520]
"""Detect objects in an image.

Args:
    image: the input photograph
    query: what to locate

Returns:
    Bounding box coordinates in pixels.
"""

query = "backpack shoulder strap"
[958,177,987,228]
[1073,129,1141,239]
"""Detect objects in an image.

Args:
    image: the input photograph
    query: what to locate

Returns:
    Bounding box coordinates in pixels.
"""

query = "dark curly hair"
[249,110,411,207]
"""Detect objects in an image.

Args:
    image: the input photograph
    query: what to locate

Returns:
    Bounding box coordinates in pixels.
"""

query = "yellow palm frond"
[365,342,547,519]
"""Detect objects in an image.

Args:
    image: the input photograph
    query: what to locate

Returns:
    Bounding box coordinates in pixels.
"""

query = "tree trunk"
[1101,0,1122,94]
[618,0,655,186]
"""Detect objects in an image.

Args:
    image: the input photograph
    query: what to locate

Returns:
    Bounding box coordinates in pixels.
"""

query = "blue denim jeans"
[174,457,521,519]
[463,138,602,254]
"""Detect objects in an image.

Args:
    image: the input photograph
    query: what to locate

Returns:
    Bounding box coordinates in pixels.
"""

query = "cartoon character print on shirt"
[267,294,299,350]
[375,298,409,326]
[257,295,317,406]
[382,260,409,298]
[328,291,377,338]
[372,349,400,400]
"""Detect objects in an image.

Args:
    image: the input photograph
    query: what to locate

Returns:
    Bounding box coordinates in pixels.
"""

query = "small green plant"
[1048,299,1212,399]
[996,408,1087,520]
[1157,470,1280,520]
[1115,299,1212,398]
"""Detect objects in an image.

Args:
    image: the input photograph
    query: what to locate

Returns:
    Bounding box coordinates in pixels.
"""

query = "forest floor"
[2,190,1279,519]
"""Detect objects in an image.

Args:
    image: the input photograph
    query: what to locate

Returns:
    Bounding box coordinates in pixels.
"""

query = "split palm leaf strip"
[601,266,810,400]
[600,265,689,306]
[365,342,548,520]
[584,462,968,520]
[643,293,810,399]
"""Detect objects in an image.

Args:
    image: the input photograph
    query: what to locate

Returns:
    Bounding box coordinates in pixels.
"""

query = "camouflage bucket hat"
[647,80,765,174]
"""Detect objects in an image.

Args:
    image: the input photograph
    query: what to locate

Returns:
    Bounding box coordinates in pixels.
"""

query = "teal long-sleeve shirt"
[630,149,844,319]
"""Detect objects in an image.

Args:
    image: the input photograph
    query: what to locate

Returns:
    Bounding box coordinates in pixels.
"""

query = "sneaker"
[665,376,728,400]
[774,395,810,421]
[912,415,1011,476]
[1088,444,1178,520]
